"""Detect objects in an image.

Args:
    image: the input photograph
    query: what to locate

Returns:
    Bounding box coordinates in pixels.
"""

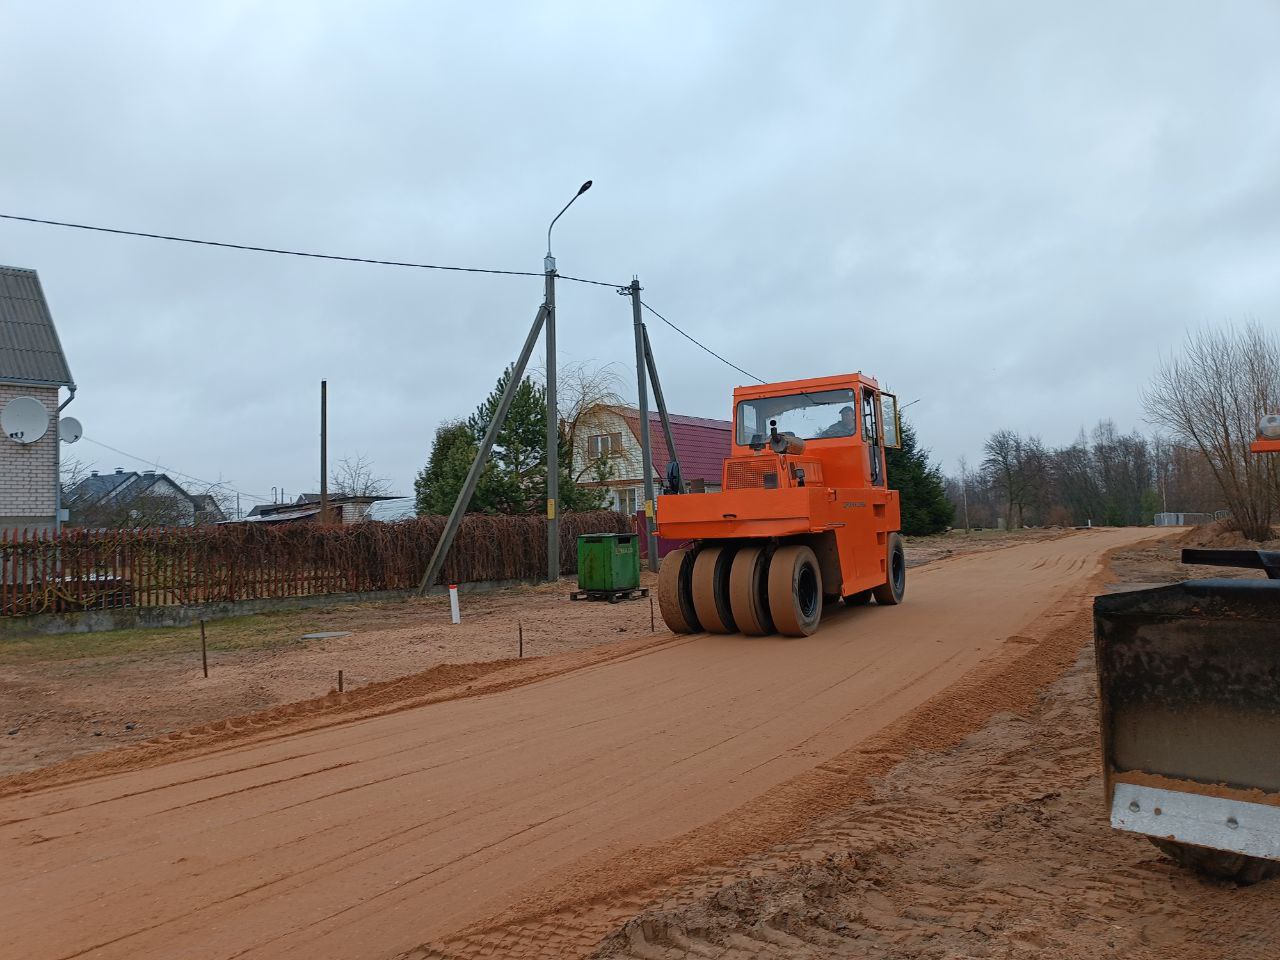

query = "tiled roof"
[616,406,732,485]
[0,266,73,385]
[67,471,135,504]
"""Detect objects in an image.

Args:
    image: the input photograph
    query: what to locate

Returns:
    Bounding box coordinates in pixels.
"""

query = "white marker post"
[448,584,461,624]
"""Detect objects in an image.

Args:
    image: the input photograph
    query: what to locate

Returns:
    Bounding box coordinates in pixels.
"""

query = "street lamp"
[546,180,593,267]
[543,179,593,581]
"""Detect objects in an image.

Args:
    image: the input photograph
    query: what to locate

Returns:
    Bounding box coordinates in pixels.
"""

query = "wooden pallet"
[569,587,650,604]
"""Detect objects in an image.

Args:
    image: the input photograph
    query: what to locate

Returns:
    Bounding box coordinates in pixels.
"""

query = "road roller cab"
[655,372,904,637]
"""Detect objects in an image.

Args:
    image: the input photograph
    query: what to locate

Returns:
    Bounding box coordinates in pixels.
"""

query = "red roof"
[617,407,731,485]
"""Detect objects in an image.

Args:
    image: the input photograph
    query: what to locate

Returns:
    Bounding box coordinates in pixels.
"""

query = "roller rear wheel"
[657,547,700,633]
[692,545,738,633]
[729,545,773,635]
[768,545,822,636]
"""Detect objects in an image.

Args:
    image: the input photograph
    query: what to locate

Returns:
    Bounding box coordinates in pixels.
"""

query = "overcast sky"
[3,1,1277,510]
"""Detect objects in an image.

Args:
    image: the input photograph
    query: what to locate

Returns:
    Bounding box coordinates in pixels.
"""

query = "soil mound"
[1178,519,1278,549]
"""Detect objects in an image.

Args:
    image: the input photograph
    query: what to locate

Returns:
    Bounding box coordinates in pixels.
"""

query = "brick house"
[571,404,731,514]
[0,266,75,535]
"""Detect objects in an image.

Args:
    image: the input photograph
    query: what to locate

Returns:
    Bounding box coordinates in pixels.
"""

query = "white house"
[571,404,732,514]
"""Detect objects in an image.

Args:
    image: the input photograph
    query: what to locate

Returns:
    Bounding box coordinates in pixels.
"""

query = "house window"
[588,433,623,458]
[616,487,640,514]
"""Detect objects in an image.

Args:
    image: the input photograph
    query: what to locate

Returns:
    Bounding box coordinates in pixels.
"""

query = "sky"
[2,1,1278,512]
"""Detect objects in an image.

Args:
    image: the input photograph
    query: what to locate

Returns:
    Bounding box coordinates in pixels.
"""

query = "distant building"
[571,404,732,514]
[0,266,76,535]
[240,493,400,525]
[64,468,225,527]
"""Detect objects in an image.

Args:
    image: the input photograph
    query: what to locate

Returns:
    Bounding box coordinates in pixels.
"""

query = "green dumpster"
[577,533,641,592]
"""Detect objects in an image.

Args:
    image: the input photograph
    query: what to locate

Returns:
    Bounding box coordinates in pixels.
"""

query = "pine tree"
[414,420,506,515]
[416,367,608,516]
[886,419,954,535]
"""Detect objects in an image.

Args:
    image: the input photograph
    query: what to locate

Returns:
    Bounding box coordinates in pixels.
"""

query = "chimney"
[90,470,99,477]
[143,470,156,477]
[115,467,124,474]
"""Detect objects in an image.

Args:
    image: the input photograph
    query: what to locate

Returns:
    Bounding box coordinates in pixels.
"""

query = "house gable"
[0,266,73,386]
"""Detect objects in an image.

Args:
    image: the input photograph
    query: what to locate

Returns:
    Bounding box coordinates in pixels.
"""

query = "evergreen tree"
[414,420,507,515]
[416,367,608,516]
[466,367,546,513]
[886,418,954,535]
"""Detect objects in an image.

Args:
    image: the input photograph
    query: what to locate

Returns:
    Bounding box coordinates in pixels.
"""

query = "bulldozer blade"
[1095,577,1280,858]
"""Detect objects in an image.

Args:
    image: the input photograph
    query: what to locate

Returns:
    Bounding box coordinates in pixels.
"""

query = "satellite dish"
[60,416,83,444]
[2,397,50,444]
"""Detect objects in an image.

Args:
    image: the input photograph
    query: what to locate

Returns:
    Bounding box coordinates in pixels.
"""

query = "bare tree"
[60,455,91,492]
[983,429,1037,528]
[1143,322,1280,540]
[553,360,627,485]
[69,492,192,529]
[329,455,393,498]
[192,481,237,523]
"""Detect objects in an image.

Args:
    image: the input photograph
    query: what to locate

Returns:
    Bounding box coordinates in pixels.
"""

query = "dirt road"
[1,527,1157,960]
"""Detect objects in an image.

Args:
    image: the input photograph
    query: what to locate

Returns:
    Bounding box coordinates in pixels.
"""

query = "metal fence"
[1154,512,1216,527]
[0,511,628,618]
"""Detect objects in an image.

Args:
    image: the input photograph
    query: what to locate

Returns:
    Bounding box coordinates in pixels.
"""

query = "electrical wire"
[2,209,773,390]
[0,212,631,285]
[79,435,270,504]
[640,301,766,385]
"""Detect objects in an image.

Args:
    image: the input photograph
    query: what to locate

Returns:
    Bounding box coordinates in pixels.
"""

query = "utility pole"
[543,179,592,581]
[544,252,559,580]
[320,379,328,524]
[958,456,970,532]
[625,278,658,571]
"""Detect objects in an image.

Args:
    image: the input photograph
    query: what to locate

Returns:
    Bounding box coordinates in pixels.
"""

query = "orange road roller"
[656,373,903,636]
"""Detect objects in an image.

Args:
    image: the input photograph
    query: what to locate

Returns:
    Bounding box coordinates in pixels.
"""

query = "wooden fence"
[0,511,629,619]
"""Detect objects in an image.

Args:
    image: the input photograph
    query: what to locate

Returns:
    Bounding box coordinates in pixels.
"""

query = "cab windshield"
[735,388,859,445]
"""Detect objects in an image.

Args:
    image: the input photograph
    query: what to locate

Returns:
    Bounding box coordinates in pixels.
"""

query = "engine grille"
[724,458,823,490]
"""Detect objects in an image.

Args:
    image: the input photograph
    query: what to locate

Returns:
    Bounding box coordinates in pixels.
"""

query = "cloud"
[2,0,1277,506]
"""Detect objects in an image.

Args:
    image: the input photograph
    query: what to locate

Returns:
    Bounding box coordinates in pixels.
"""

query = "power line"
[0,212,625,286]
[640,301,766,385]
[4,209,771,391]
[78,435,271,503]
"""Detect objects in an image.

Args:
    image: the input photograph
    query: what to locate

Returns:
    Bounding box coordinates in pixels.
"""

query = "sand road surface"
[0,527,1157,960]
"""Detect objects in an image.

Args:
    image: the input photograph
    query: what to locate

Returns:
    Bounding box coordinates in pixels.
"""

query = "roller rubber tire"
[657,547,700,633]
[768,544,823,637]
[729,545,774,635]
[872,533,906,606]
[691,545,738,633]
[1149,838,1280,885]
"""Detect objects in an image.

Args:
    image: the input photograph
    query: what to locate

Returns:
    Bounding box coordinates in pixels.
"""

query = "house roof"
[0,266,73,386]
[67,471,135,504]
[294,493,401,505]
[614,406,732,485]
[234,506,322,524]
[67,470,192,507]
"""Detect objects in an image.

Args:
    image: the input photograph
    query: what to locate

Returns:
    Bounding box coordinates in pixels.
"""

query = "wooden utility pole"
[320,380,328,524]
[627,278,658,572]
